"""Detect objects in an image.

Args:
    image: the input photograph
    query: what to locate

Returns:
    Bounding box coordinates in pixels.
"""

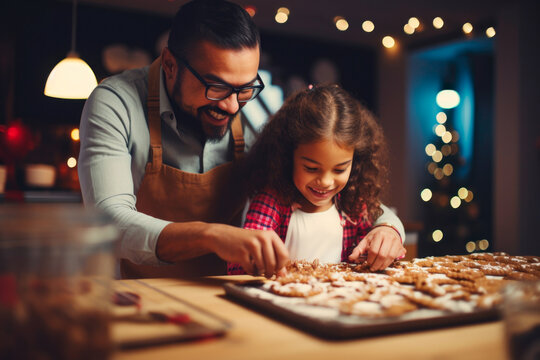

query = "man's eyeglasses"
[176,56,265,103]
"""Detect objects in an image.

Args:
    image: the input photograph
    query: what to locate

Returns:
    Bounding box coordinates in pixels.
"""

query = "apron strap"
[147,56,163,173]
[231,114,245,160]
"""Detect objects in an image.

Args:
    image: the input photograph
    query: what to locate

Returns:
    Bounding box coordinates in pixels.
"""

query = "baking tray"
[223,281,500,339]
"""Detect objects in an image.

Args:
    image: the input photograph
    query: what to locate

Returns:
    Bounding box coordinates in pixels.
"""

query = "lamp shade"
[436,89,460,109]
[44,52,97,99]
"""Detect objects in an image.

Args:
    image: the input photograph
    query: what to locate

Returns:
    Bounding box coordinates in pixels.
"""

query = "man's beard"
[171,74,238,143]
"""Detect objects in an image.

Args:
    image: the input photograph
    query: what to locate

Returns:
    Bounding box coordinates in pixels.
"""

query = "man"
[78,0,405,279]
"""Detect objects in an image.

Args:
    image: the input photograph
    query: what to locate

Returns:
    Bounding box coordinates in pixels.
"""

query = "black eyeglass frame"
[175,56,265,103]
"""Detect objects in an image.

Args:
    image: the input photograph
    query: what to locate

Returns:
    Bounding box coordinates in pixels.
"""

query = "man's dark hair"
[168,0,260,59]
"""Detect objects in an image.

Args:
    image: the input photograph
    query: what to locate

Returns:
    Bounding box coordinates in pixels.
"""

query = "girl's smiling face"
[292,139,354,213]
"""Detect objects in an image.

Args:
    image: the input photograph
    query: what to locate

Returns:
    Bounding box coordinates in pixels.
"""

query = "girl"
[229,84,405,275]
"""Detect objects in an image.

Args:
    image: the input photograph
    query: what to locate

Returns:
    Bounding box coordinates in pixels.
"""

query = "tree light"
[436,89,460,109]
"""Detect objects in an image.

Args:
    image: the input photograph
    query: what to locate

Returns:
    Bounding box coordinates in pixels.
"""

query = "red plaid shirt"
[227,190,372,274]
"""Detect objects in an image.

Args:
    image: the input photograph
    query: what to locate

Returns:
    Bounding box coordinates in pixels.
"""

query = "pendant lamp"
[44,0,97,99]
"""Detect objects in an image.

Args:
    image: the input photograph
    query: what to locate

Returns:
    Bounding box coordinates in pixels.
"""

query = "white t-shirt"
[284,204,343,263]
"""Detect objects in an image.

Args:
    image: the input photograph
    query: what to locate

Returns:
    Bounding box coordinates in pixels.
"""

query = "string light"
[275,7,289,24]
[435,124,446,137]
[441,145,452,156]
[433,17,444,29]
[432,230,443,242]
[70,128,80,141]
[478,239,489,250]
[432,150,443,162]
[436,112,447,124]
[277,7,289,15]
[425,143,436,156]
[420,188,432,201]
[408,17,420,29]
[441,131,452,143]
[275,12,288,23]
[404,24,415,35]
[362,20,375,33]
[382,36,395,48]
[442,163,453,176]
[462,22,473,34]
[458,187,468,199]
[486,27,496,37]
[450,196,462,208]
[334,16,349,31]
[466,241,476,252]
[67,157,77,168]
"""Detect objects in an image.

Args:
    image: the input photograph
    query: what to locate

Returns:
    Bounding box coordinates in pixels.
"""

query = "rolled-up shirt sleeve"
[373,203,406,242]
[78,81,169,266]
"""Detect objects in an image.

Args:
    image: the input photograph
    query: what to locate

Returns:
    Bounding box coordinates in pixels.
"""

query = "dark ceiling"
[78,0,505,48]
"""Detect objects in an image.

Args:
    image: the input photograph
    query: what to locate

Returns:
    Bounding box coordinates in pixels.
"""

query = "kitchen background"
[1,0,538,257]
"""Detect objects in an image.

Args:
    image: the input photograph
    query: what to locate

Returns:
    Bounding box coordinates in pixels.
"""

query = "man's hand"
[348,226,406,271]
[205,224,289,278]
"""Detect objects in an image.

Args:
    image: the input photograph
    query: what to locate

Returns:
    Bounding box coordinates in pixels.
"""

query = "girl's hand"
[348,226,406,271]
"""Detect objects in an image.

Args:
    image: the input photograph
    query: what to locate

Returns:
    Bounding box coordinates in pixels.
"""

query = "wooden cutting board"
[111,279,231,348]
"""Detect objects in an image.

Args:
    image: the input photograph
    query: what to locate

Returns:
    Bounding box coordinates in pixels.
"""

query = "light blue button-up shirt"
[78,65,404,266]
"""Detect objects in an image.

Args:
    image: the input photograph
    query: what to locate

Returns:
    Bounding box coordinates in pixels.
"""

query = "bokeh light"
[433,17,444,29]
[432,230,443,242]
[362,20,375,32]
[382,36,395,48]
[421,188,432,202]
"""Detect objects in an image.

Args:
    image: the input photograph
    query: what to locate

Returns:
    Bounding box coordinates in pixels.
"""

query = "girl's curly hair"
[244,84,389,222]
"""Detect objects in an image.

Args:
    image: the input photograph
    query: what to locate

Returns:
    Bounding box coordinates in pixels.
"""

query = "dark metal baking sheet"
[223,281,499,339]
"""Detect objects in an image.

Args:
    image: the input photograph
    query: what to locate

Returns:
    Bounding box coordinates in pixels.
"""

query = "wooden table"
[114,276,508,360]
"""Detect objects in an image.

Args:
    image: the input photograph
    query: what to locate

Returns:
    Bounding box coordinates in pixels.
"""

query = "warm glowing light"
[382,36,395,48]
[335,18,349,31]
[434,168,444,180]
[451,130,460,142]
[362,20,375,32]
[436,89,460,109]
[420,188,432,202]
[425,143,436,156]
[441,145,451,156]
[275,12,288,23]
[435,124,446,137]
[408,17,420,29]
[458,187,468,199]
[277,7,290,15]
[432,230,443,242]
[404,24,415,35]
[433,17,444,29]
[442,131,452,143]
[442,163,453,176]
[486,27,496,38]
[67,157,77,168]
[432,150,443,163]
[462,22,473,34]
[244,5,256,17]
[450,196,461,208]
[71,128,80,141]
[465,190,474,202]
[427,162,437,174]
[44,54,98,99]
[466,241,476,253]
[436,112,447,124]
[478,239,489,250]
